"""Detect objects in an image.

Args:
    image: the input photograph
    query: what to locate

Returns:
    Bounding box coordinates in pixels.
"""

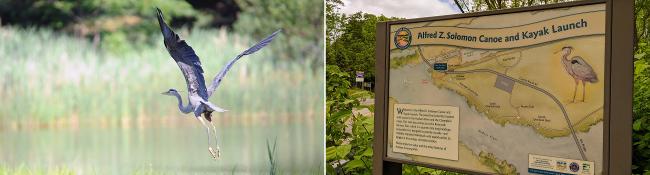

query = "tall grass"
[0,27,323,126]
[0,165,75,175]
[267,138,278,175]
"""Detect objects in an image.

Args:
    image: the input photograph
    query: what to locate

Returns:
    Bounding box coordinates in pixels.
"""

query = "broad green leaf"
[342,99,357,105]
[634,117,645,131]
[361,147,373,157]
[336,144,351,159]
[417,166,443,174]
[635,52,647,59]
[343,159,365,171]
[326,146,338,161]
[326,163,336,174]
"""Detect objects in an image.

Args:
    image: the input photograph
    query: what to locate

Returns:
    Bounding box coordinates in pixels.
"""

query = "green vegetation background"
[0,0,323,174]
[325,0,650,174]
[0,0,323,128]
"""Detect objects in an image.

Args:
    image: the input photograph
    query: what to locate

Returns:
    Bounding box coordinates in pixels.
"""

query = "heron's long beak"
[161,91,169,95]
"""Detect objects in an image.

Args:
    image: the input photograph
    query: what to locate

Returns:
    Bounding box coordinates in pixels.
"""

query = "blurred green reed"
[0,165,74,175]
[0,165,164,175]
[0,27,323,125]
[267,138,278,175]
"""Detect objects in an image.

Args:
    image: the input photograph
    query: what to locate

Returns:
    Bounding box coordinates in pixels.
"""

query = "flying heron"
[156,8,280,159]
[558,46,598,103]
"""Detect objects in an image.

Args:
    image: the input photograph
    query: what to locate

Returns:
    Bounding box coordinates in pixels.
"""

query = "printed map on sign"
[387,3,604,175]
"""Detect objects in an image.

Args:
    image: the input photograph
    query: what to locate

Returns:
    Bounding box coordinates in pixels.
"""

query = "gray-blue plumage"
[207,30,281,96]
[157,8,213,114]
[156,7,280,159]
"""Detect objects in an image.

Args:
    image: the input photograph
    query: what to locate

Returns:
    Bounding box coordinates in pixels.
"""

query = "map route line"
[417,50,588,160]
[421,46,530,69]
[572,107,603,127]
[448,69,586,160]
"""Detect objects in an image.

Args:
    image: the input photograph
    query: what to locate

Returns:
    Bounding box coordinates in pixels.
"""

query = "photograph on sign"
[386,3,604,174]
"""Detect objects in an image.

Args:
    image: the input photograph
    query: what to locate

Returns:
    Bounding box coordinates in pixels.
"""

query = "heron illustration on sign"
[156,7,280,159]
[558,46,598,103]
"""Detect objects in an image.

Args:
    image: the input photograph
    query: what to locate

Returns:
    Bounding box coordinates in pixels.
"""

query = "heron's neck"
[172,92,192,114]
[562,50,571,60]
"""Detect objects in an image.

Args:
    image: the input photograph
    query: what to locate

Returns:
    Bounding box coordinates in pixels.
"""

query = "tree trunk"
[485,0,496,10]
[93,31,100,49]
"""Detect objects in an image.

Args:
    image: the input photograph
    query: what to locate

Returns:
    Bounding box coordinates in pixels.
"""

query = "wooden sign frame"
[373,0,633,174]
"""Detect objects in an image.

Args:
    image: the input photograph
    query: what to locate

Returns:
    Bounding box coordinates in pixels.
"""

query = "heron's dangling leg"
[572,79,578,103]
[197,117,217,159]
[581,80,586,102]
[209,120,221,158]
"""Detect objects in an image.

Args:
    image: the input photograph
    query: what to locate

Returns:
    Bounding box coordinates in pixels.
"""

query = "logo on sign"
[556,161,567,170]
[394,27,412,50]
[569,162,580,172]
[582,163,591,173]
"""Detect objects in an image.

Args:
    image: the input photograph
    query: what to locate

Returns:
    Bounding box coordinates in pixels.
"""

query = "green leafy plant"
[403,164,466,175]
[326,64,373,174]
[0,27,322,127]
[633,41,650,174]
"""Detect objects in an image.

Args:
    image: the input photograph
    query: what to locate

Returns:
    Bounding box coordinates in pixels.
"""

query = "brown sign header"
[389,11,605,50]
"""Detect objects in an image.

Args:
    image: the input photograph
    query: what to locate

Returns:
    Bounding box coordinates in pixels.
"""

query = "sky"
[339,0,462,19]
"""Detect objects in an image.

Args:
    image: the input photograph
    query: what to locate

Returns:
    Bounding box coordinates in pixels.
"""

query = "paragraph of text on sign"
[392,104,459,160]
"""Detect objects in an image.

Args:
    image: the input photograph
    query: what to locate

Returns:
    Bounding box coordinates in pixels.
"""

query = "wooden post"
[607,0,634,174]
[374,21,403,175]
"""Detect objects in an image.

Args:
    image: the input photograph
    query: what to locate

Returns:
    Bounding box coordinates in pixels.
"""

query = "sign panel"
[386,3,607,174]
[356,71,365,82]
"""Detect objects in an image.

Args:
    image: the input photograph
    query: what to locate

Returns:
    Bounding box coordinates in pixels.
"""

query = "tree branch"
[454,0,466,13]
[485,0,496,10]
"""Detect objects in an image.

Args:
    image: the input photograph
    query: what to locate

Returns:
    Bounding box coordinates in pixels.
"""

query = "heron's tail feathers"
[587,77,598,83]
[200,100,228,113]
[240,29,282,56]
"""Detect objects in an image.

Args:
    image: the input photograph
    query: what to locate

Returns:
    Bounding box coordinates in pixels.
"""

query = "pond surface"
[0,120,323,174]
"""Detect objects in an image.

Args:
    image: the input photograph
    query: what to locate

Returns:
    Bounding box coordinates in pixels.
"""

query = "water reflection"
[0,116,323,174]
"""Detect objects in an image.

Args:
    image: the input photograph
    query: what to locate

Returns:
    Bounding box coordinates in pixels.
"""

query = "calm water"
[0,120,323,174]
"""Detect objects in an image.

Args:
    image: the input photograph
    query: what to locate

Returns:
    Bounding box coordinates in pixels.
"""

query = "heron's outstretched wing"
[157,7,208,99]
[207,29,281,97]
[156,8,176,47]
